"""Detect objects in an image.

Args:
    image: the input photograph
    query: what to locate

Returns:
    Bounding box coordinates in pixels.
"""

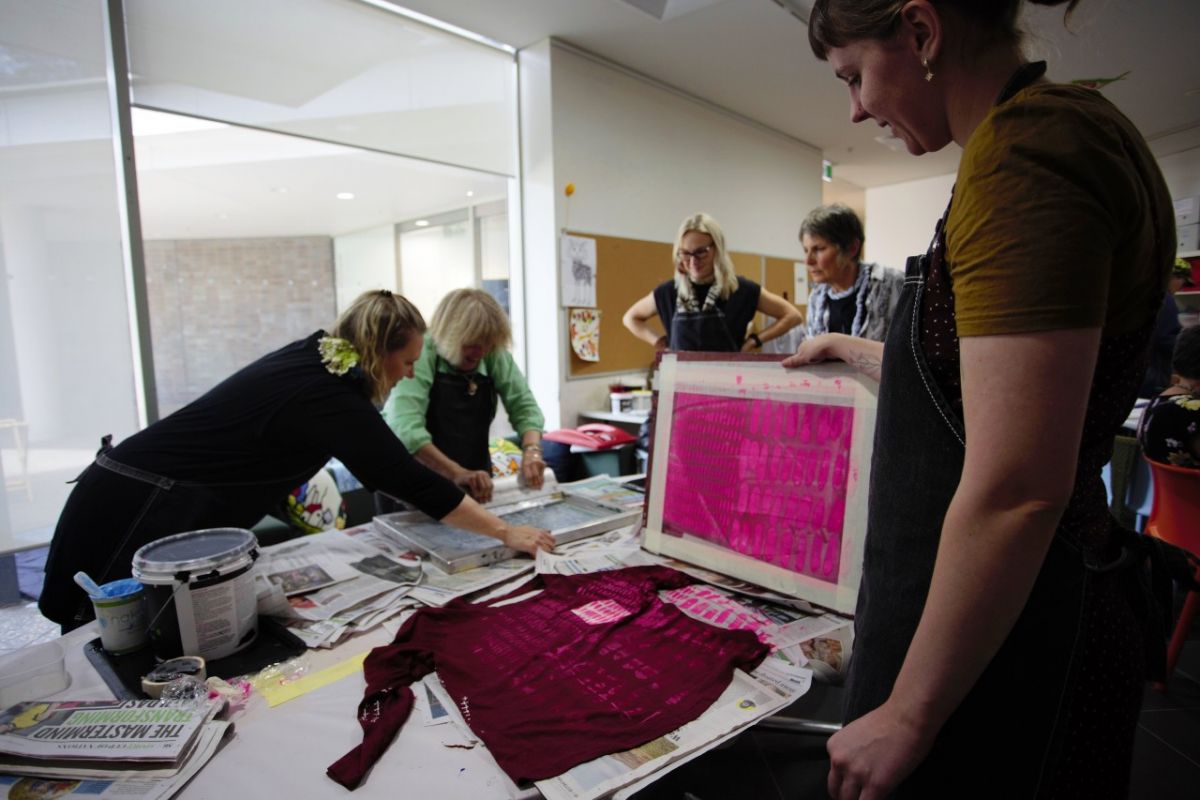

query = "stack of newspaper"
[254,526,539,648]
[253,526,426,649]
[0,699,230,800]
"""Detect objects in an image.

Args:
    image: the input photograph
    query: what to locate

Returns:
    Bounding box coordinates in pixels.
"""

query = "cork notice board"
[566,231,798,379]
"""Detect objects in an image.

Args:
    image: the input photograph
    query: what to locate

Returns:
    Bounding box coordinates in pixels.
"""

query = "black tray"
[83,617,307,700]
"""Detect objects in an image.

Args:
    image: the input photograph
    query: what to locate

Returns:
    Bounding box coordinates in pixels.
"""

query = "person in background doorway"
[1138,324,1200,468]
[383,288,545,505]
[622,212,802,353]
[800,203,903,343]
[40,290,553,631]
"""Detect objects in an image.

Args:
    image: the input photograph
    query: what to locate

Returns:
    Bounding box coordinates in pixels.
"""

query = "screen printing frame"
[373,492,640,574]
[642,354,878,615]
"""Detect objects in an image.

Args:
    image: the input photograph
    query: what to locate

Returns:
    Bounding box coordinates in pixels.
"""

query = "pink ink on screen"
[661,393,854,585]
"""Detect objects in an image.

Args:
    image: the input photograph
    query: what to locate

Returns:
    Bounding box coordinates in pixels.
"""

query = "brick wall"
[144,237,336,416]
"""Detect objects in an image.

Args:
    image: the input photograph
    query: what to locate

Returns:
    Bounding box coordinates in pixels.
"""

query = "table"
[42,623,538,799]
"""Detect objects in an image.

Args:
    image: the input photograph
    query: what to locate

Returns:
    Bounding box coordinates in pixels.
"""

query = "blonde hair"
[673,212,739,304]
[332,289,426,404]
[429,288,512,367]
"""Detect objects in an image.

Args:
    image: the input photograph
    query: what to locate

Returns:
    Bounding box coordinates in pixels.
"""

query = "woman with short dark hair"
[800,203,902,342]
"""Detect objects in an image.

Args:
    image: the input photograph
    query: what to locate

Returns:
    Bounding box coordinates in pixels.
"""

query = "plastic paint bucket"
[132,528,259,661]
[92,578,148,654]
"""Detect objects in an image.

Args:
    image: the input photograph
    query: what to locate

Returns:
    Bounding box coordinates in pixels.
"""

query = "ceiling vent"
[614,0,727,21]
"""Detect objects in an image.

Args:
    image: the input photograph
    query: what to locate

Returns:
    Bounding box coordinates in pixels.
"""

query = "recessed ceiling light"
[415,220,430,227]
[466,190,475,197]
[271,187,289,194]
[336,192,355,200]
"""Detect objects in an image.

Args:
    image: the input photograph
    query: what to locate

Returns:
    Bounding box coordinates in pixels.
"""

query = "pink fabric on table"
[327,566,769,789]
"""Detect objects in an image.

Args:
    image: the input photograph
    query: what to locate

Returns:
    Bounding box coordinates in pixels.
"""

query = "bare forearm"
[758,312,802,345]
[837,337,884,382]
[440,495,507,543]
[625,316,664,348]
[414,443,463,481]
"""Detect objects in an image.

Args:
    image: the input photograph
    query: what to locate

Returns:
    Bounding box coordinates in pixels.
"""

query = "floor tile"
[1130,723,1200,799]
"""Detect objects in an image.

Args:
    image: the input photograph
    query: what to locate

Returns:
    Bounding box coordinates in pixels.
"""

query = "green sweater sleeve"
[381,338,437,453]
[487,349,545,436]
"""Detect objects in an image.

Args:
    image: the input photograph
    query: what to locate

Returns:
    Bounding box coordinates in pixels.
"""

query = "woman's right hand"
[782,333,848,367]
[502,525,555,555]
[454,469,494,503]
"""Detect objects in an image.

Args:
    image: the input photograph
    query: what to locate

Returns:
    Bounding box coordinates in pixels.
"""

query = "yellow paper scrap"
[261,651,368,708]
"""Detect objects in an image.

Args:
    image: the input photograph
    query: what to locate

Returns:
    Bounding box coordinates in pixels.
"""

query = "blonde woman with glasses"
[623,212,801,353]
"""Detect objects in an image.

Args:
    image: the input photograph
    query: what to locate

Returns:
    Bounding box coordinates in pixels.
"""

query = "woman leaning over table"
[622,212,802,354]
[784,1,1175,797]
[383,288,546,505]
[39,290,553,632]
[800,203,903,342]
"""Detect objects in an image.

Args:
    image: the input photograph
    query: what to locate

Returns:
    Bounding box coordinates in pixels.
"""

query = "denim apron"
[845,62,1155,797]
[425,356,496,473]
[669,306,739,352]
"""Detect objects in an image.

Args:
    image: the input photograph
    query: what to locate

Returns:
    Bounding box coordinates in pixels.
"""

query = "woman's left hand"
[521,452,546,489]
[826,701,933,800]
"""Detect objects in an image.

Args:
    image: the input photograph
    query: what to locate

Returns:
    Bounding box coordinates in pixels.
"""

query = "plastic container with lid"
[132,528,259,661]
[0,641,70,708]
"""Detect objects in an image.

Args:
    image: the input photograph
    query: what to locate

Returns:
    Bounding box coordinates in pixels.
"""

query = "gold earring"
[922,57,933,82]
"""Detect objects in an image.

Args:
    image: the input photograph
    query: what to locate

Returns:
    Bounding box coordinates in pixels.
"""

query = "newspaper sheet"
[536,668,808,800]
[559,476,647,512]
[0,720,229,799]
[407,558,535,607]
[0,702,205,765]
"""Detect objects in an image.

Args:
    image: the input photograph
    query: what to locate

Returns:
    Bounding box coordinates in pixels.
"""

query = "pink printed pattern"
[570,598,634,625]
[661,393,853,584]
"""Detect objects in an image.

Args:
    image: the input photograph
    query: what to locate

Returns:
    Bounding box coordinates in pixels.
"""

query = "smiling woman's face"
[826,33,951,157]
[676,230,717,284]
[457,343,486,372]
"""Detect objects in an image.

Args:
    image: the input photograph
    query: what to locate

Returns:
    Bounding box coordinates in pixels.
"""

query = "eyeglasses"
[677,245,714,262]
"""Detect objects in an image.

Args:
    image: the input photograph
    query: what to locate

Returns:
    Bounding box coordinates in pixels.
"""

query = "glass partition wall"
[0,0,520,555]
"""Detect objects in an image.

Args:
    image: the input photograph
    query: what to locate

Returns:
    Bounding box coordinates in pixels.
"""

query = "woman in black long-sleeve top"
[40,289,553,630]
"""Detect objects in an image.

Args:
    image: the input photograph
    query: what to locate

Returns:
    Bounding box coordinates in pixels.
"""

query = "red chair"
[1143,459,1200,680]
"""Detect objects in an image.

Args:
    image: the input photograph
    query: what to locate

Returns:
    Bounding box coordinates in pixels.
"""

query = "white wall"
[1157,146,1200,202]
[521,41,825,429]
[864,172,957,273]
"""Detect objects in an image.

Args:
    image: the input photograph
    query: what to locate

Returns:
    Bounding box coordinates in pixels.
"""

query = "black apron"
[425,357,496,473]
[845,62,1150,797]
[669,306,738,352]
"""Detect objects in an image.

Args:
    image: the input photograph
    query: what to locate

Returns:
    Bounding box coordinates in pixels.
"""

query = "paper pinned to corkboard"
[569,307,600,362]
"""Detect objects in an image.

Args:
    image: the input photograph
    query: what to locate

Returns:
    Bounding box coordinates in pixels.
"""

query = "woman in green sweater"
[383,288,545,504]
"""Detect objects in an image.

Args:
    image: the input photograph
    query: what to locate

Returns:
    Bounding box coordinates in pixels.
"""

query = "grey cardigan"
[804,261,904,343]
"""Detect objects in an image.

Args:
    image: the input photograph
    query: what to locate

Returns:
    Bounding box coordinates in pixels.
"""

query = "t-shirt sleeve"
[945,94,1140,337]
[285,378,463,519]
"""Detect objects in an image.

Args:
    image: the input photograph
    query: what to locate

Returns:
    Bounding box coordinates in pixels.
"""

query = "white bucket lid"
[132,527,258,584]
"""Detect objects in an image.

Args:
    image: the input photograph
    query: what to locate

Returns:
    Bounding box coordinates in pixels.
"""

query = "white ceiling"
[133,0,1200,239]
[394,0,1200,188]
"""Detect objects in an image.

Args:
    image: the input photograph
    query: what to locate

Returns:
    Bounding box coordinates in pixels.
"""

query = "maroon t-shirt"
[328,566,769,788]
